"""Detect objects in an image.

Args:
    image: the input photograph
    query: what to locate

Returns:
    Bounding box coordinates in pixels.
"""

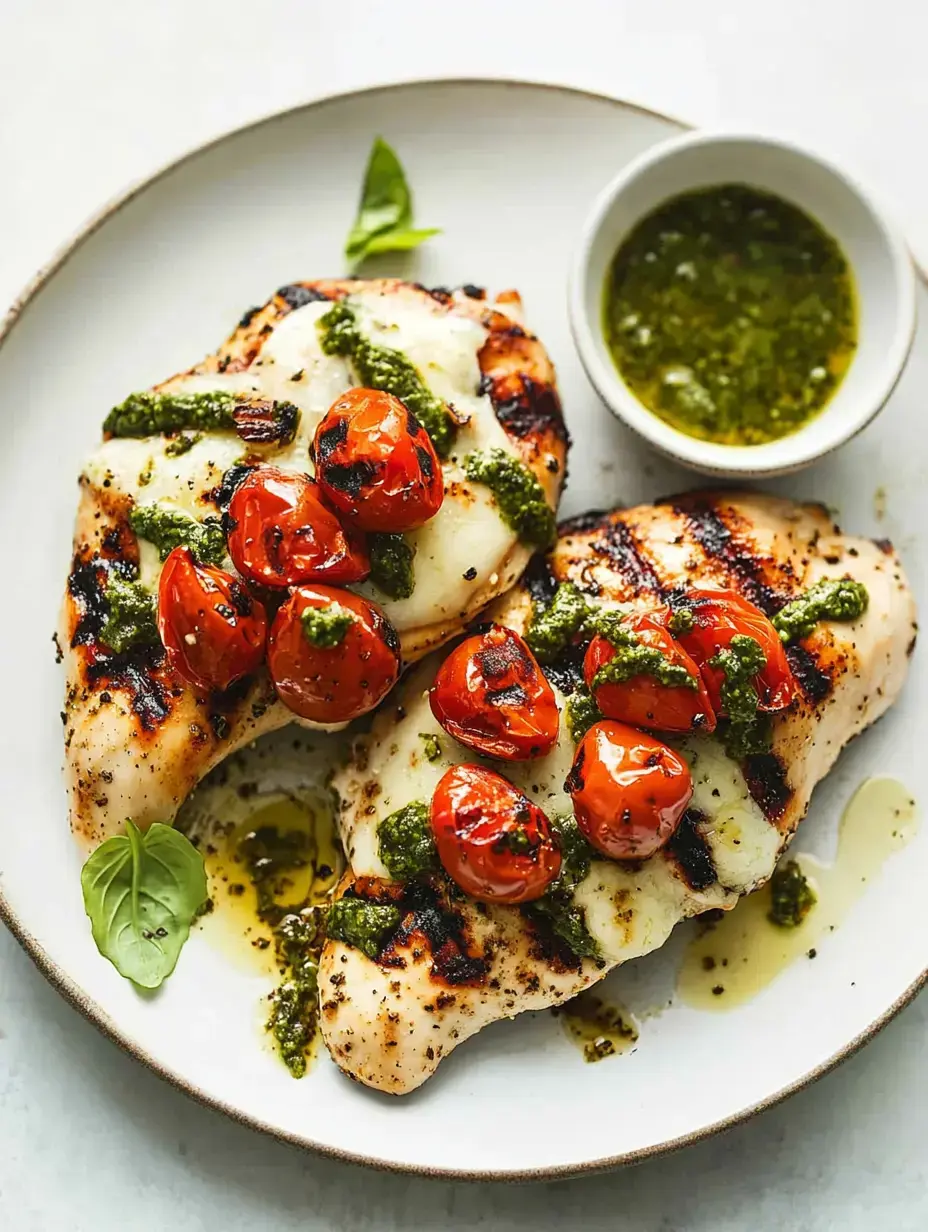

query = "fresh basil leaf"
[80,821,208,989]
[345,137,439,265]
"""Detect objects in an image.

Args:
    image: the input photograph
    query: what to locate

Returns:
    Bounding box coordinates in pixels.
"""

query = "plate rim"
[1,73,924,1183]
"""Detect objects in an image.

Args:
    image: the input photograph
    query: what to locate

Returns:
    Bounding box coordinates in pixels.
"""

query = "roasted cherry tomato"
[583,609,716,734]
[227,466,369,589]
[566,720,692,860]
[267,584,400,723]
[429,625,559,761]
[158,546,267,692]
[674,588,797,715]
[430,763,562,903]
[313,388,444,533]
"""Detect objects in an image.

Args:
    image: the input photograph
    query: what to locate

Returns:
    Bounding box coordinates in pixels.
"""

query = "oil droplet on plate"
[676,777,917,1011]
[557,991,640,1062]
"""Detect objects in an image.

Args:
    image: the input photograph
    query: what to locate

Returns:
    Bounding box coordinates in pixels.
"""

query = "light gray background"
[2,2,926,1226]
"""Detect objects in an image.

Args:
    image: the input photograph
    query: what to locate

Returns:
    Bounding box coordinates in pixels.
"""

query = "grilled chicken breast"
[61,280,566,845]
[324,491,916,1094]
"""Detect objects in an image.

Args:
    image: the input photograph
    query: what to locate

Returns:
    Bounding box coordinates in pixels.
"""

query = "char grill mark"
[742,752,793,823]
[666,809,718,891]
[275,284,333,312]
[86,650,171,731]
[592,517,665,595]
[785,643,834,704]
[482,372,568,445]
[557,509,609,537]
[370,882,490,987]
[671,496,786,615]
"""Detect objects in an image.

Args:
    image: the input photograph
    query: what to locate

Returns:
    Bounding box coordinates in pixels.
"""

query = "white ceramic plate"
[1,79,925,1180]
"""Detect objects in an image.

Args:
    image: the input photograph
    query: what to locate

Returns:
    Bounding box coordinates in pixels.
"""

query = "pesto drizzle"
[524,582,593,664]
[318,302,456,457]
[369,532,416,600]
[587,609,697,692]
[326,897,401,961]
[709,634,772,759]
[525,813,601,961]
[377,800,439,881]
[772,577,868,644]
[300,602,355,648]
[129,504,227,567]
[99,574,159,654]
[463,448,555,549]
[104,390,238,438]
[768,859,817,928]
[564,686,603,744]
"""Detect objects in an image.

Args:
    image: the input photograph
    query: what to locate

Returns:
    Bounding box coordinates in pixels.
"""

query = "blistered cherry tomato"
[227,466,369,589]
[429,625,559,760]
[566,720,692,860]
[267,584,400,723]
[313,388,443,532]
[583,609,716,734]
[430,763,561,903]
[675,588,797,715]
[158,546,267,692]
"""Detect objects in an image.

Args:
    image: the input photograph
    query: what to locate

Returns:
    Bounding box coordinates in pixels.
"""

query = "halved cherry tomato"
[566,720,692,860]
[313,388,443,532]
[430,763,561,903]
[429,625,559,761]
[674,588,797,715]
[158,546,267,692]
[583,610,716,734]
[227,466,369,589]
[267,584,400,723]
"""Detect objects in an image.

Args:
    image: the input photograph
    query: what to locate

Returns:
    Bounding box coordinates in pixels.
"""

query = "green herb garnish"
[369,531,416,600]
[104,390,237,438]
[129,504,227,566]
[344,137,440,266]
[326,897,401,961]
[526,813,601,961]
[377,801,439,881]
[300,602,356,648]
[99,574,159,654]
[564,686,603,744]
[164,431,203,457]
[587,609,697,691]
[419,732,442,763]
[80,821,208,989]
[772,578,869,645]
[463,447,555,549]
[768,859,817,928]
[709,633,772,759]
[524,582,593,664]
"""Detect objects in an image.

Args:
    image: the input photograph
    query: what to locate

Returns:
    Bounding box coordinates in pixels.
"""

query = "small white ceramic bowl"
[569,130,917,477]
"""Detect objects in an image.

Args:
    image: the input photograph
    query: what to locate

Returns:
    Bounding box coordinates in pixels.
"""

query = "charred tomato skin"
[313,388,444,533]
[227,465,370,589]
[429,624,559,760]
[675,588,797,714]
[583,608,717,734]
[429,763,562,904]
[267,584,400,723]
[157,546,267,692]
[566,720,693,860]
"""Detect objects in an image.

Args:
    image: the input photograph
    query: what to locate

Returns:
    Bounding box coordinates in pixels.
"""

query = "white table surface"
[2,1,927,1226]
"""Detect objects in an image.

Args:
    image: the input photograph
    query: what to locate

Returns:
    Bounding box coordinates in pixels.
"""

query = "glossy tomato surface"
[313,388,443,532]
[429,625,559,760]
[583,608,716,733]
[675,588,797,714]
[566,720,692,860]
[158,546,267,692]
[267,584,400,723]
[430,763,561,903]
[227,466,369,589]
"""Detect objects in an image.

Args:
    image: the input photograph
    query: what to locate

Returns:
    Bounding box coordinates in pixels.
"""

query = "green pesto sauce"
[326,897,401,961]
[603,184,857,446]
[99,574,158,654]
[369,532,416,600]
[377,800,439,881]
[164,431,203,457]
[300,602,355,648]
[565,686,603,744]
[129,504,227,567]
[526,813,601,961]
[709,634,772,760]
[588,610,697,692]
[524,582,593,664]
[419,732,442,763]
[318,302,456,457]
[773,577,869,644]
[768,859,817,928]
[463,448,555,549]
[104,390,238,438]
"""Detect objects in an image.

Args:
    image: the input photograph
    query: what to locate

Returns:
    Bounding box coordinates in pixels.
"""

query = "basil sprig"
[345,137,440,266]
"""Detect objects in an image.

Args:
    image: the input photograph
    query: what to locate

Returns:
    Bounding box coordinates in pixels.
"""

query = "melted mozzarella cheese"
[82,295,525,629]
[337,658,783,963]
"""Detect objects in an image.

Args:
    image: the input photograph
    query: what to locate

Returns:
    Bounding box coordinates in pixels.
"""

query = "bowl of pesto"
[569,130,917,476]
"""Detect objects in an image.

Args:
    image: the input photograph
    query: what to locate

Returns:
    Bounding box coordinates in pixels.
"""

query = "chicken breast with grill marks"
[61,280,566,845]
[322,491,916,1094]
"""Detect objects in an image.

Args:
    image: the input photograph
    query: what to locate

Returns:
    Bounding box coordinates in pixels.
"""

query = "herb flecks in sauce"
[129,504,227,567]
[326,897,401,961]
[558,991,639,1062]
[463,448,555,549]
[773,577,869,645]
[318,302,456,457]
[104,390,238,438]
[768,859,817,928]
[300,602,356,648]
[525,582,593,664]
[369,532,416,600]
[377,800,439,881]
[709,634,771,759]
[604,184,857,446]
[99,574,159,653]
